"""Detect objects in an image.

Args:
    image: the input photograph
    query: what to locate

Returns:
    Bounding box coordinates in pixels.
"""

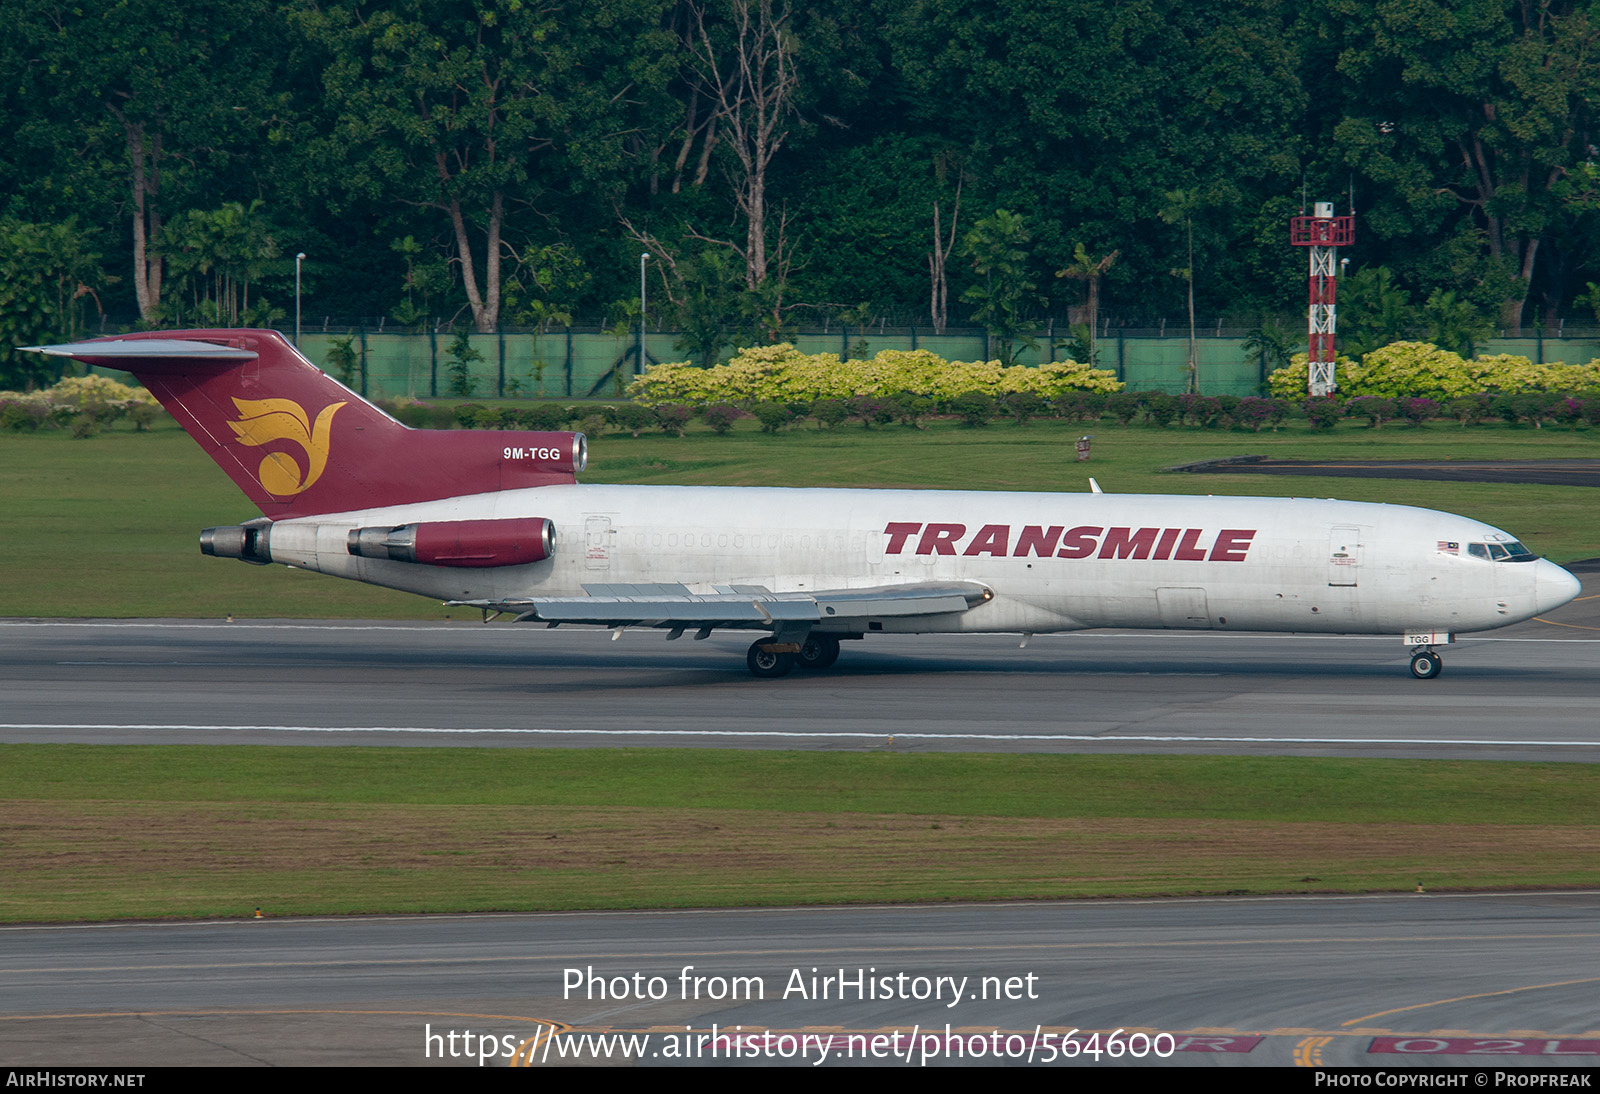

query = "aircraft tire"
[796,635,841,671]
[747,641,796,679]
[1409,651,1441,679]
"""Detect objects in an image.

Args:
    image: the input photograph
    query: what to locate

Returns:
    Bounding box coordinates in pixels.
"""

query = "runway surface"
[4,893,1600,1067]
[3,579,1597,1068]
[0,568,1595,760]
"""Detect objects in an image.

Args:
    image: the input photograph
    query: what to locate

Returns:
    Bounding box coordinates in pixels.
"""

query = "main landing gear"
[746,640,796,678]
[746,635,843,678]
[1409,649,1442,679]
[797,635,840,670]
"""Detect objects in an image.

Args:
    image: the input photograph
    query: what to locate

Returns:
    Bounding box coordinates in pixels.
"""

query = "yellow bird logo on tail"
[227,397,346,496]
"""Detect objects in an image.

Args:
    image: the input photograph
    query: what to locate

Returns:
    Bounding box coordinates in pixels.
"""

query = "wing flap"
[450,581,990,630]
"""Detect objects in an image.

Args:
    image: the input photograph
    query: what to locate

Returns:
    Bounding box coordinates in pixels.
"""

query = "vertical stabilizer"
[23,329,585,517]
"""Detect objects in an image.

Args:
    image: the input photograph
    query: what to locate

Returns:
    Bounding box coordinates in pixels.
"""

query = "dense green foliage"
[629,343,1123,404]
[4,0,1600,388]
[1268,342,1600,400]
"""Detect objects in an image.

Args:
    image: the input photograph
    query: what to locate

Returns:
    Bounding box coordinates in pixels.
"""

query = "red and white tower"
[1290,201,1355,397]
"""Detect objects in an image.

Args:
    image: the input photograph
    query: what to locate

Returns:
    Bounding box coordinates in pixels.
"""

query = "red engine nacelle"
[348,517,555,568]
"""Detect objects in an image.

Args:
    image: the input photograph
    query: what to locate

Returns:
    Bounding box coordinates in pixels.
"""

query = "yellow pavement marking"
[1343,976,1600,1026]
[1529,614,1600,633]
[1294,1035,1332,1067]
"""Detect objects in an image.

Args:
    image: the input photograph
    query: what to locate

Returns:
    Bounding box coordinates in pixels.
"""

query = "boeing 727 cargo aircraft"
[24,329,1581,678]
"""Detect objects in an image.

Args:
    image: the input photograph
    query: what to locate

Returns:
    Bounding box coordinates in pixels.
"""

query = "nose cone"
[1535,559,1583,615]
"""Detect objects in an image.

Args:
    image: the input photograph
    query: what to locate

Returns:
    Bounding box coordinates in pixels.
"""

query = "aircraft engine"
[199,519,273,565]
[346,517,555,568]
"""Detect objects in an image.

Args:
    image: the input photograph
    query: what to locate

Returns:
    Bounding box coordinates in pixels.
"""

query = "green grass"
[11,746,1600,824]
[5,419,1599,920]
[2,415,1597,618]
[6,747,1600,921]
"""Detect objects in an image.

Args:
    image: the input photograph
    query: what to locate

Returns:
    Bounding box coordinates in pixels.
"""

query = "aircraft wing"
[450,581,991,631]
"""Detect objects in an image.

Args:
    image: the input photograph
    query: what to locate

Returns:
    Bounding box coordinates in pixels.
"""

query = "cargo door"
[1156,587,1211,628]
[583,515,613,571]
[1328,526,1362,587]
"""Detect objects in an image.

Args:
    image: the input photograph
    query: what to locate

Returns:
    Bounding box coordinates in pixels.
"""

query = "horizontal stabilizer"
[21,339,257,362]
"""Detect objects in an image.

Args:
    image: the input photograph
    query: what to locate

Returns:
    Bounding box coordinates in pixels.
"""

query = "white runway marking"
[4,723,1599,747]
[2,620,1594,642]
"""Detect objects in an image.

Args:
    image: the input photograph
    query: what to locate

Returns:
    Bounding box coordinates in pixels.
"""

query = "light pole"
[638,252,651,377]
[295,252,307,347]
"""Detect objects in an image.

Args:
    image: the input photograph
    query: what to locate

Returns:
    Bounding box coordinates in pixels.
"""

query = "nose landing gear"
[1409,650,1442,679]
[1404,631,1452,679]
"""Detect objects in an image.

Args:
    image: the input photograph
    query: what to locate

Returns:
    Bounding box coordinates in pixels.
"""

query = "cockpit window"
[1467,540,1539,562]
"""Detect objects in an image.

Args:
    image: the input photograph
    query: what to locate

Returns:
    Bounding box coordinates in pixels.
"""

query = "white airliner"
[26,329,1581,678]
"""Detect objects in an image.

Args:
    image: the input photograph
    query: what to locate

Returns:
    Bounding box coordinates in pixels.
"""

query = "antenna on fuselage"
[1089,478,1104,494]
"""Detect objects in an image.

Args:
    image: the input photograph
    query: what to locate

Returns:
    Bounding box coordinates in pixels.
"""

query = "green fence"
[250,328,1600,401]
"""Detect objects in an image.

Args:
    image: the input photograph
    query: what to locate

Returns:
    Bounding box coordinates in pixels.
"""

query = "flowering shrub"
[1345,396,1397,427]
[752,401,803,432]
[1269,342,1600,401]
[810,398,851,429]
[1267,353,1359,399]
[0,375,162,435]
[1399,397,1440,426]
[701,404,744,434]
[1235,397,1273,432]
[653,404,691,436]
[1304,396,1344,429]
[0,393,52,431]
[612,403,657,436]
[1178,394,1221,427]
[628,344,1122,407]
[947,391,996,427]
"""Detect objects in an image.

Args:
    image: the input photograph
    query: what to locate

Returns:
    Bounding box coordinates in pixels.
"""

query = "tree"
[1160,189,1202,393]
[1338,266,1419,358]
[155,201,284,326]
[0,219,107,389]
[928,154,964,335]
[1056,242,1119,364]
[389,236,455,328]
[8,0,285,324]
[674,250,743,364]
[324,336,362,388]
[297,0,658,333]
[682,0,799,297]
[1422,289,1494,358]
[444,329,483,397]
[877,0,1306,322]
[501,243,589,328]
[960,210,1036,366]
[1241,314,1301,378]
[1329,0,1600,332]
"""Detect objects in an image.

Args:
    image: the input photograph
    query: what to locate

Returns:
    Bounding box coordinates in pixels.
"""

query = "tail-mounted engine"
[347,517,555,568]
[202,516,556,569]
[200,518,274,565]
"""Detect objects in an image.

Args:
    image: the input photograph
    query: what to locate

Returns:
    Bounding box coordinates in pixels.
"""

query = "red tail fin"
[29,329,584,518]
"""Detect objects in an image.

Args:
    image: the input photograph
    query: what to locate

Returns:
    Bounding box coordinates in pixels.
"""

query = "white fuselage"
[254,485,1579,638]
